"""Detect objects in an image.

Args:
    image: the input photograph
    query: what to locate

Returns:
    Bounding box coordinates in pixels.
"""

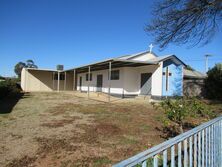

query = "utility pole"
[205,54,213,73]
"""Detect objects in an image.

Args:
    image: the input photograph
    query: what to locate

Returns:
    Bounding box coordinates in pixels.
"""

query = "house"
[183,68,206,97]
[21,51,186,99]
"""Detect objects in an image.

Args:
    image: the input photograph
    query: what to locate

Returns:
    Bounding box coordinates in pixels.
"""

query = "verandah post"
[52,72,54,90]
[88,66,90,99]
[57,71,60,92]
[108,61,111,102]
[73,69,76,91]
[64,72,66,91]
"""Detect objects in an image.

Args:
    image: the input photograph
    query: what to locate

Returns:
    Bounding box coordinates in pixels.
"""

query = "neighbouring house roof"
[183,68,206,79]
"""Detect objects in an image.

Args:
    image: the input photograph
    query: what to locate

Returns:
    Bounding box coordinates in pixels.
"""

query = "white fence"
[113,116,222,167]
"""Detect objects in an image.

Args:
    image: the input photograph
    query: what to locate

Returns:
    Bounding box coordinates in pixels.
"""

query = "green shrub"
[0,80,20,99]
[160,98,188,133]
[187,98,216,119]
[205,63,222,100]
[159,97,214,134]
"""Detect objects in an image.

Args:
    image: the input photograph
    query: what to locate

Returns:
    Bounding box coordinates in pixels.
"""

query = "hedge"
[0,80,20,99]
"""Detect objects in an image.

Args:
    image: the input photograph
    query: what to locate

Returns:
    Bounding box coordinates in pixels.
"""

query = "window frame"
[86,73,92,81]
[53,73,65,80]
[109,70,120,80]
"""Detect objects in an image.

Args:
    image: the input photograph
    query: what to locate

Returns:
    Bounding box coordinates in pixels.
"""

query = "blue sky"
[0,0,221,77]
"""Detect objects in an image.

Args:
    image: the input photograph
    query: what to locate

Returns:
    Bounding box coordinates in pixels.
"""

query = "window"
[53,73,65,80]
[162,72,166,75]
[109,70,119,80]
[86,73,92,81]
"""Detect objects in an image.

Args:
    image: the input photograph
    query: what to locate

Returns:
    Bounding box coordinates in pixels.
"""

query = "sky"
[0,0,222,77]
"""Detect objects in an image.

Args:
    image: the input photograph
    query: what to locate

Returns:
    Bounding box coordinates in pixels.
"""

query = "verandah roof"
[65,58,158,73]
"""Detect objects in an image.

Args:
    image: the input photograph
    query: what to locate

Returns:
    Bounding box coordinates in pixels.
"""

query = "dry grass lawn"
[0,92,221,167]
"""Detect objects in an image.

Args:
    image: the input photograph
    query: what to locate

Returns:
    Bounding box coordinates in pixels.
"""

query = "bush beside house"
[205,63,222,100]
[0,79,21,99]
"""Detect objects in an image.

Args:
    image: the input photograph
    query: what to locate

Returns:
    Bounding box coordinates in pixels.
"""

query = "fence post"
[189,136,193,167]
[220,120,222,166]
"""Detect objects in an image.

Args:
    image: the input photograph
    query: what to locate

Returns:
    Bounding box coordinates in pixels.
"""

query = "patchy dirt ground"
[0,92,220,167]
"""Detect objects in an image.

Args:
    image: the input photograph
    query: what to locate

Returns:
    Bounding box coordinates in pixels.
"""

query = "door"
[140,73,152,95]
[79,76,82,91]
[96,75,103,92]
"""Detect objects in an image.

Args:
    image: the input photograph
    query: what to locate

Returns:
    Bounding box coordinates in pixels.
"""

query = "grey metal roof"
[183,69,206,79]
[26,68,57,72]
[31,50,187,73]
[117,51,150,60]
[64,51,158,72]
[66,58,158,73]
[148,55,187,66]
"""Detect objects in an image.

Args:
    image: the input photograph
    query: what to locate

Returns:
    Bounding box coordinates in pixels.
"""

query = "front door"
[79,76,82,91]
[96,75,103,92]
[140,73,152,95]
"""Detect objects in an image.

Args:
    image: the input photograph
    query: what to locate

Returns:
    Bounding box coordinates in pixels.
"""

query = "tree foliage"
[185,65,195,71]
[205,63,222,100]
[14,60,38,78]
[146,0,222,48]
[26,60,38,68]
[14,62,26,78]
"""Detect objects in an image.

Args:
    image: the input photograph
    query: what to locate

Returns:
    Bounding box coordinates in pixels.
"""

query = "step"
[135,95,151,100]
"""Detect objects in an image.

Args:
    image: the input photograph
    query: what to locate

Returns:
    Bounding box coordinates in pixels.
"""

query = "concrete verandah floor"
[57,91,151,103]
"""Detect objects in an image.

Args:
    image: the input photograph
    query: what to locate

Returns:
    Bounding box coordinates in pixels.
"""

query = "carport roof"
[26,68,57,72]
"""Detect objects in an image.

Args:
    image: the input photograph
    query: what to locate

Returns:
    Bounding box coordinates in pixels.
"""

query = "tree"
[185,65,195,71]
[14,62,26,78]
[205,63,222,100]
[146,0,222,48]
[14,60,38,78]
[26,59,38,68]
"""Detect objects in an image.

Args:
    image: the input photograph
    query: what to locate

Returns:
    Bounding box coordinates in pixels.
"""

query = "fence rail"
[113,116,222,167]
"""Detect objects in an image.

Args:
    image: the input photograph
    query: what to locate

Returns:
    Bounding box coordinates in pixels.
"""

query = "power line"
[183,59,222,62]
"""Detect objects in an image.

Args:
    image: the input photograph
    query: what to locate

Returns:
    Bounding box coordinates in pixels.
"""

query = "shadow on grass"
[156,121,197,140]
[0,92,30,114]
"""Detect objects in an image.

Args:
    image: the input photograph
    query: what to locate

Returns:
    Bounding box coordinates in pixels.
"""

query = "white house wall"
[21,68,26,91]
[122,67,139,94]
[151,62,163,96]
[134,64,162,96]
[77,68,125,94]
[76,64,162,96]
